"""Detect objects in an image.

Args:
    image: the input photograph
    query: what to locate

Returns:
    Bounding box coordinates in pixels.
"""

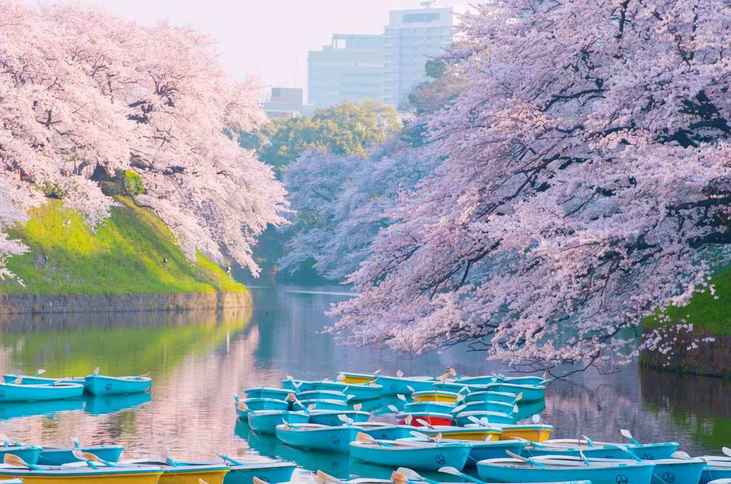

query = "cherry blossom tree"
[0,2,286,279]
[332,0,731,370]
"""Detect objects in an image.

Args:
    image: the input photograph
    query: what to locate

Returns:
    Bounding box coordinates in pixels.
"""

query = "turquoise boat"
[455,375,501,385]
[352,422,413,440]
[245,387,293,401]
[280,379,315,392]
[222,456,296,484]
[296,390,350,402]
[463,390,518,405]
[403,402,454,414]
[431,382,469,394]
[84,375,151,396]
[454,410,515,426]
[297,399,349,411]
[242,398,289,412]
[0,445,42,465]
[709,480,731,484]
[543,438,680,460]
[701,456,731,484]
[0,382,84,402]
[0,461,164,484]
[350,437,471,471]
[37,444,124,465]
[452,400,516,415]
[484,382,544,401]
[84,392,151,415]
[311,381,383,401]
[3,374,84,386]
[649,458,706,484]
[477,456,655,484]
[275,423,359,453]
[247,410,309,435]
[375,375,435,395]
[308,410,370,426]
[465,439,527,462]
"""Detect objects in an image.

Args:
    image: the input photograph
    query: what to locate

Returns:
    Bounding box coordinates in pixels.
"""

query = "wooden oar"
[337,414,354,425]
[723,447,731,457]
[619,428,641,445]
[415,418,433,429]
[252,478,268,484]
[394,467,440,484]
[314,470,340,483]
[4,453,39,470]
[438,466,484,484]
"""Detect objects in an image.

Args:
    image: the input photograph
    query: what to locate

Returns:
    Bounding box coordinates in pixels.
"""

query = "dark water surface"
[0,286,727,477]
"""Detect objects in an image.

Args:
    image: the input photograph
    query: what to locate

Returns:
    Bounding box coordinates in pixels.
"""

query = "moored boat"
[306,381,383,401]
[494,423,554,442]
[350,434,471,471]
[0,446,42,466]
[220,455,296,484]
[538,438,680,460]
[296,390,350,402]
[398,411,453,427]
[38,444,124,465]
[454,410,515,426]
[275,423,358,453]
[337,372,377,385]
[452,400,516,415]
[244,388,293,401]
[308,410,370,426]
[411,390,460,404]
[3,375,84,386]
[416,425,501,442]
[477,456,655,484]
[463,390,519,405]
[701,455,731,484]
[0,460,163,484]
[241,398,290,413]
[0,382,84,402]
[352,422,413,440]
[247,410,309,435]
[403,402,454,414]
[84,375,151,396]
[132,460,229,484]
[375,375,435,395]
[297,399,348,411]
[484,382,544,401]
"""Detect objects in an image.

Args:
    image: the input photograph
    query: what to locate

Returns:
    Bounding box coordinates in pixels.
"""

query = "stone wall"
[0,291,250,315]
[640,327,731,378]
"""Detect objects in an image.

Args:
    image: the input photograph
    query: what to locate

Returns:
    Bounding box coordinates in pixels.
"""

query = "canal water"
[0,286,727,478]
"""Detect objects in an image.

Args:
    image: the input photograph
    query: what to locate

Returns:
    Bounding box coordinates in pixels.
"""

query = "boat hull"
[84,375,151,396]
[245,388,293,401]
[307,381,383,401]
[702,467,731,484]
[338,372,376,385]
[297,399,348,411]
[399,412,453,427]
[403,402,454,414]
[0,382,84,402]
[275,424,358,453]
[38,445,124,465]
[224,462,296,484]
[477,459,655,484]
[242,398,289,412]
[157,466,229,484]
[455,400,515,414]
[308,410,370,426]
[484,382,544,401]
[419,426,501,442]
[463,390,518,405]
[247,411,309,435]
[466,440,527,462]
[354,423,413,440]
[0,446,42,465]
[454,410,515,426]
[375,376,435,395]
[350,441,471,471]
[651,459,705,484]
[411,391,459,404]
[0,466,163,484]
[497,424,553,442]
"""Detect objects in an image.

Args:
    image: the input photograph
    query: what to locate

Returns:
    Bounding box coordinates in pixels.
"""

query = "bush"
[121,170,145,196]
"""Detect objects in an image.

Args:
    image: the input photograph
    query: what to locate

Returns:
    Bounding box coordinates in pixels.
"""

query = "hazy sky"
[64,0,469,95]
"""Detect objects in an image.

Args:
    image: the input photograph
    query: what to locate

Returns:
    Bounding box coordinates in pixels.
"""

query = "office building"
[263,87,304,119]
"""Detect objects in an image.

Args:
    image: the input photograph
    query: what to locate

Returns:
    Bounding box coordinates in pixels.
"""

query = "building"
[384,6,454,108]
[262,87,304,119]
[308,34,385,109]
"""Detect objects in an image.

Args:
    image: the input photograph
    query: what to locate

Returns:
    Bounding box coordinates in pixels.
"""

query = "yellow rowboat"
[133,462,229,484]
[496,423,554,442]
[337,372,376,385]
[418,426,502,442]
[0,463,163,484]
[411,390,460,404]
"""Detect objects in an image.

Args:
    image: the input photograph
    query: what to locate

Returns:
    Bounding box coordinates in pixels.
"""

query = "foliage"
[121,170,145,196]
[253,102,401,172]
[0,2,287,280]
[0,198,245,295]
[331,0,731,370]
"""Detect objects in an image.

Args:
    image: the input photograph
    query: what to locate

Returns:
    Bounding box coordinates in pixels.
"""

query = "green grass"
[645,266,731,336]
[0,197,245,295]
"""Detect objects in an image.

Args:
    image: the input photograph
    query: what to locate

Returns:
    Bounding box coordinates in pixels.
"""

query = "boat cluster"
[234,369,731,484]
[0,370,152,402]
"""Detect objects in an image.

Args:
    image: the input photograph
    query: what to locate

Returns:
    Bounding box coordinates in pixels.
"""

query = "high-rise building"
[263,87,304,119]
[384,6,454,108]
[308,34,385,109]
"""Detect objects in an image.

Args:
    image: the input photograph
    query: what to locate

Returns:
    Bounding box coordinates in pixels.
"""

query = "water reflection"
[0,285,724,469]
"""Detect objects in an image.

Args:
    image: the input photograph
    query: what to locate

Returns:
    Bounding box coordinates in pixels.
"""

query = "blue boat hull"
[248,411,309,435]
[38,445,124,465]
[296,390,348,402]
[243,398,289,412]
[0,446,42,465]
[404,402,454,414]
[454,410,515,426]
[702,467,731,484]
[651,459,705,484]
[455,400,515,414]
[0,382,84,402]
[466,440,527,463]
[297,399,348,411]
[308,410,370,426]
[375,376,435,395]
[484,382,544,401]
[307,381,383,401]
[84,375,151,396]
[275,424,358,453]
[3,375,84,386]
[463,390,518,405]
[224,463,296,484]
[477,460,655,484]
[245,388,293,401]
[354,424,413,440]
[350,441,471,471]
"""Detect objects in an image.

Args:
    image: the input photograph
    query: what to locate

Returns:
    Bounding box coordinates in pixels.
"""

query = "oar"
[356,432,379,446]
[439,466,484,484]
[352,403,363,411]
[219,454,244,466]
[4,453,39,470]
[387,405,400,414]
[452,404,466,414]
[505,450,543,468]
[71,449,99,469]
[394,467,440,484]
[252,478,268,484]
[37,369,46,376]
[337,414,354,426]
[620,428,641,445]
[722,447,731,457]
[415,418,433,429]
[396,370,405,378]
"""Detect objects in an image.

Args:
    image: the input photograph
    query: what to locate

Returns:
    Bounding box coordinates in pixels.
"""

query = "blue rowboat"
[280,379,315,392]
[465,439,527,462]
[0,382,84,402]
[543,439,680,460]
[452,400,516,415]
[484,382,544,401]
[709,480,731,484]
[37,445,124,465]
[275,423,359,453]
[701,456,731,484]
[477,456,655,484]
[129,460,229,484]
[404,402,454,414]
[84,392,151,415]
[308,410,370,426]
[245,388,293,401]
[3,375,84,386]
[221,457,296,484]
[242,398,289,413]
[0,445,42,465]
[350,438,471,471]
[455,375,501,385]
[431,382,470,394]
[247,410,309,435]
[84,375,151,396]
[312,381,383,401]
[353,422,413,440]
[296,390,349,402]
[463,390,518,405]
[375,375,435,395]
[454,410,515,426]
[649,458,706,484]
[297,399,349,411]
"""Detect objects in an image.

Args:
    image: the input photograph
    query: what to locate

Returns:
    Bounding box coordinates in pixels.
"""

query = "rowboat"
[0,462,164,484]
[350,436,471,471]
[403,402,454,414]
[280,379,316,392]
[3,375,84,386]
[0,446,42,465]
[296,390,350,402]
[337,372,377,385]
[244,388,293,401]
[0,382,84,402]
[399,411,453,427]
[84,392,151,415]
[416,426,501,442]
[220,455,296,484]
[38,444,124,465]
[464,439,527,462]
[352,422,413,440]
[411,390,460,404]
[303,380,383,401]
[708,480,731,484]
[649,457,706,484]
[432,382,470,394]
[495,424,554,442]
[463,390,519,405]
[241,398,290,413]
[308,410,370,426]
[132,461,229,484]
[247,410,309,435]
[275,423,359,453]
[700,455,731,484]
[452,400,516,415]
[375,375,435,395]
[539,438,680,460]
[84,375,151,396]
[484,382,544,401]
[454,410,515,426]
[477,456,655,484]
[297,399,348,411]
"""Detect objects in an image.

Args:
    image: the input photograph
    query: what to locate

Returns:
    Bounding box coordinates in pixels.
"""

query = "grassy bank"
[0,197,245,296]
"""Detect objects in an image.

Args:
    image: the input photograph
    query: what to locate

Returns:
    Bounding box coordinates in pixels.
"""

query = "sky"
[60,0,470,96]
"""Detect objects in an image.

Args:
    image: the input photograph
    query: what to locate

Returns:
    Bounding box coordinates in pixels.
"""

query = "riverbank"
[0,198,248,314]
